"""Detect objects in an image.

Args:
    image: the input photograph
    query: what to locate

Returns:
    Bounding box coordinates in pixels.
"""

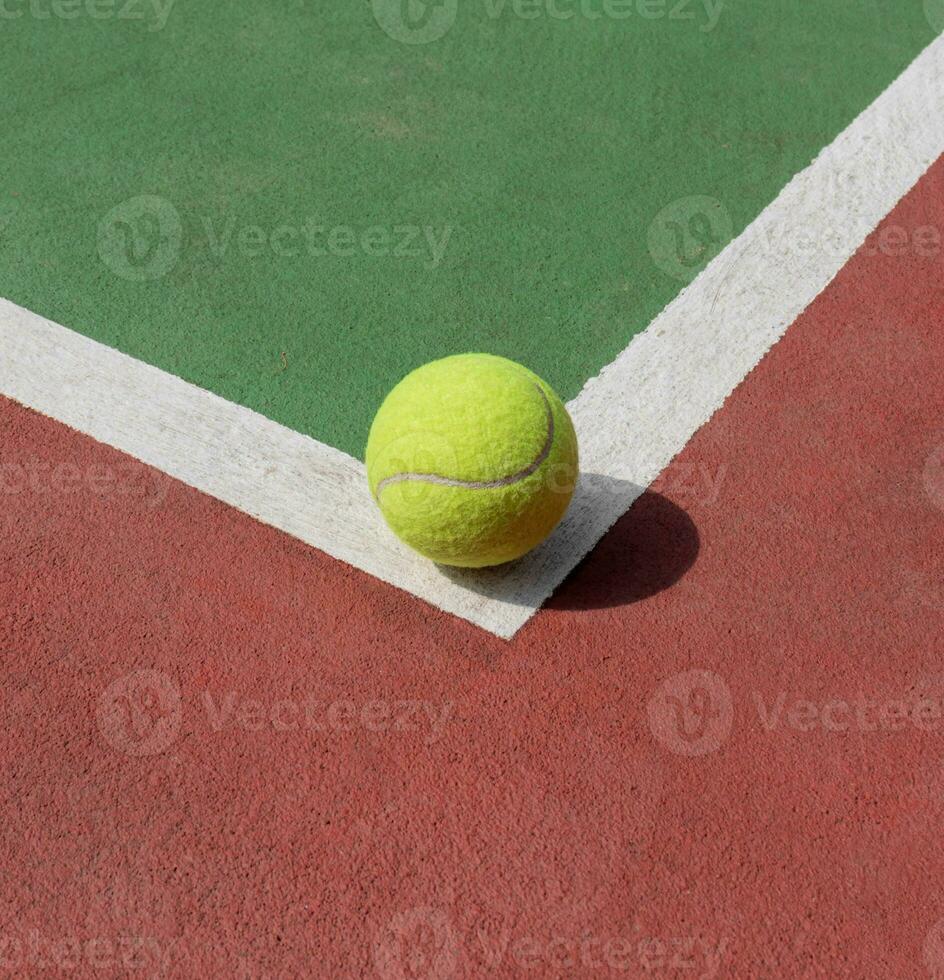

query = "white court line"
[2,37,944,639]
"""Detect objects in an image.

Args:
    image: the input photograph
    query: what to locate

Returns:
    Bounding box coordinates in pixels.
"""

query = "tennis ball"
[366,353,579,568]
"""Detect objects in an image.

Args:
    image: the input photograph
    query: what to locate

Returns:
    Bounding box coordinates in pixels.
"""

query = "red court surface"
[2,161,944,977]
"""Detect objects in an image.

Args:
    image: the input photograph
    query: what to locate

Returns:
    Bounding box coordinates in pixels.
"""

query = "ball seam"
[374,383,555,499]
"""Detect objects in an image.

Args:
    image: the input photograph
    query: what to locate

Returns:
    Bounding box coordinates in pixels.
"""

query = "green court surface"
[0,0,934,457]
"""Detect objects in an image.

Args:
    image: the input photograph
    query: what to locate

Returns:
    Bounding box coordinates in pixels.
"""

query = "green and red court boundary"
[2,36,943,636]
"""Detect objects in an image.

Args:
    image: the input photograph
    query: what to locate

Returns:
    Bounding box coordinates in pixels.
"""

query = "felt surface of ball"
[366,354,579,568]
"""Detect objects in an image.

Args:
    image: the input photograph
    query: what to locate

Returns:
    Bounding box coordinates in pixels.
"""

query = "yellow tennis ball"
[366,353,579,568]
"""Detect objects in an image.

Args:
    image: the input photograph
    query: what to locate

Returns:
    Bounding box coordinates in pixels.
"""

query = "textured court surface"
[0,1,936,455]
[2,156,943,976]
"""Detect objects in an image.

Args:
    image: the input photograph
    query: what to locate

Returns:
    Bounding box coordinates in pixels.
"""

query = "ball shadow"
[548,487,699,612]
[435,473,699,613]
